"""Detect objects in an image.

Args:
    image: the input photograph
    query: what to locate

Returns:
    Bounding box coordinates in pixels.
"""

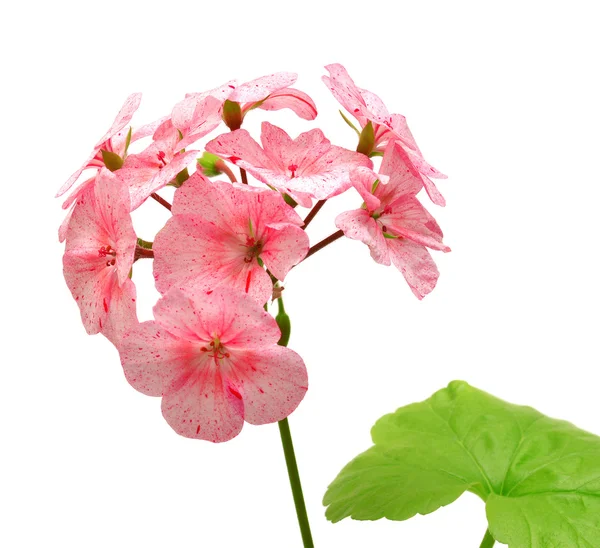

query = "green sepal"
[339,110,361,137]
[197,152,223,177]
[356,121,375,156]
[124,127,133,156]
[101,149,124,171]
[136,238,153,249]
[283,193,298,208]
[223,99,243,131]
[170,167,190,188]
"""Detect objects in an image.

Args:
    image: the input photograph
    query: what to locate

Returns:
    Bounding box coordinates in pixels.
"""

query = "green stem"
[278,418,314,548]
[274,296,313,547]
[479,529,495,548]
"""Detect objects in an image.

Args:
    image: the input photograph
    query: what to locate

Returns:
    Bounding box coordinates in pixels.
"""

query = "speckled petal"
[335,209,390,265]
[63,252,114,335]
[382,197,450,252]
[229,72,297,103]
[206,129,272,171]
[378,141,424,202]
[56,93,142,197]
[101,277,138,348]
[258,88,318,120]
[387,238,440,299]
[229,347,308,425]
[119,321,190,397]
[161,364,244,443]
[176,96,223,150]
[153,216,273,304]
[322,63,367,124]
[349,167,384,212]
[261,224,310,280]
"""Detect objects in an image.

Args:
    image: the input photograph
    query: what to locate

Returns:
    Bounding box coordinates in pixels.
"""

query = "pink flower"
[335,142,450,299]
[62,168,138,345]
[119,287,308,442]
[323,63,447,206]
[117,119,201,209]
[57,93,165,241]
[56,93,142,199]
[206,121,371,206]
[173,72,317,135]
[153,173,309,304]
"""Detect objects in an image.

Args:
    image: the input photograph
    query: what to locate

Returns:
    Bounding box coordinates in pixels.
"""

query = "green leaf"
[324,381,600,547]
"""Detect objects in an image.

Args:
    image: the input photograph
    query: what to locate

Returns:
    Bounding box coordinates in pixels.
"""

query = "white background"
[2,1,599,546]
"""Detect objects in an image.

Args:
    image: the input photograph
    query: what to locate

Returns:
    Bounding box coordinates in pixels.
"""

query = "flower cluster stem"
[150,192,172,211]
[274,296,313,547]
[479,529,495,548]
[303,199,326,229]
[278,418,314,548]
[303,229,344,261]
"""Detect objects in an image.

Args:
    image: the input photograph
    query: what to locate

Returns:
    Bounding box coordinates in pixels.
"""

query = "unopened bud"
[222,99,243,131]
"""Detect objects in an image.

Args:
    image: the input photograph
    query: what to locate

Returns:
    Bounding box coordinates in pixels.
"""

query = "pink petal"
[206,129,272,171]
[229,72,297,103]
[56,93,142,198]
[382,197,450,252]
[261,224,310,280]
[378,141,424,202]
[153,216,273,304]
[335,209,390,265]
[62,252,115,335]
[119,321,190,397]
[359,88,391,124]
[286,145,371,200]
[387,238,440,299]
[229,347,308,425]
[161,364,244,442]
[322,63,367,124]
[101,277,138,348]
[176,96,223,150]
[349,167,384,212]
[94,93,142,148]
[258,88,318,120]
[92,170,136,285]
[122,149,199,210]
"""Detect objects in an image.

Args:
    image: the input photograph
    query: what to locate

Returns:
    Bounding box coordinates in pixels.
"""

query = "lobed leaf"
[324,381,600,546]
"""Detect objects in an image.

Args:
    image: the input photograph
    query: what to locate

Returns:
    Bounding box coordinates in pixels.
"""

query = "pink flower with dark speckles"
[206,121,371,206]
[119,287,308,442]
[62,168,138,345]
[323,63,447,206]
[336,142,450,299]
[153,173,309,304]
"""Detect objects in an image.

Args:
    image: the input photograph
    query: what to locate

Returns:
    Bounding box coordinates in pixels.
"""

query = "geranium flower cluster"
[58,64,449,442]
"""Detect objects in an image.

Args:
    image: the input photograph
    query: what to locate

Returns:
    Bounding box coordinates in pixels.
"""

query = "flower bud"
[222,99,243,131]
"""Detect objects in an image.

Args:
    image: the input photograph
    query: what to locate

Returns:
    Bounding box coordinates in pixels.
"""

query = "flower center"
[243,236,263,263]
[98,245,116,267]
[157,150,167,168]
[287,163,298,178]
[200,338,230,360]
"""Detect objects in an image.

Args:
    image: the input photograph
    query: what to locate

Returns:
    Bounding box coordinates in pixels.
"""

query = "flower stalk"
[275,296,314,547]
